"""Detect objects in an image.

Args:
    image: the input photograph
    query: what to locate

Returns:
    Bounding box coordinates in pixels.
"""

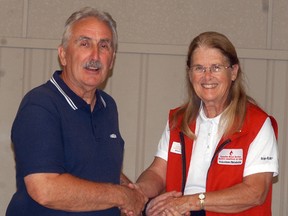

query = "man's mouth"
[85,66,101,71]
[84,60,102,71]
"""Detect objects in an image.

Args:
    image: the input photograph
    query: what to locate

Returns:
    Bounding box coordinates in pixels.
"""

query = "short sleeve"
[155,121,170,161]
[12,102,66,177]
[243,118,279,177]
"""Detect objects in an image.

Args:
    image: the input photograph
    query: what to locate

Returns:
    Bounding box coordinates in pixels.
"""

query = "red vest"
[166,103,277,216]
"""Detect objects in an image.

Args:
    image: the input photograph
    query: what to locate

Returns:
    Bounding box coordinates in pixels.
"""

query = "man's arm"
[120,172,132,185]
[25,172,146,213]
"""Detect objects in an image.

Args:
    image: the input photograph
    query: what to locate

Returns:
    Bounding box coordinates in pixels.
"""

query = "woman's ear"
[231,64,239,81]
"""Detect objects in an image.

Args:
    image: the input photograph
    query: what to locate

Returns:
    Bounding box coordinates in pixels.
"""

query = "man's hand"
[120,184,148,216]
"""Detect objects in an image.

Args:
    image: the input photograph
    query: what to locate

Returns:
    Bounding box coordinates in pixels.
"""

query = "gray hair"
[61,7,118,51]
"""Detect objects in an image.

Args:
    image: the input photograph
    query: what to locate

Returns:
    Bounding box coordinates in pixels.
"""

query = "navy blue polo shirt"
[6,71,124,216]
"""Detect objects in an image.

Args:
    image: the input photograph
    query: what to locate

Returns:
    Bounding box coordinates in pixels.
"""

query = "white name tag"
[218,149,243,165]
[170,142,182,154]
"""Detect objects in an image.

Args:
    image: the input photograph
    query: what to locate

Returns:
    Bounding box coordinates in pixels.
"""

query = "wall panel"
[0,47,25,214]
[143,54,187,168]
[241,58,269,108]
[107,52,144,180]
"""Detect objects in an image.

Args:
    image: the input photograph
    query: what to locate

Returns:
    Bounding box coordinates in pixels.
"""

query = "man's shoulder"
[19,81,60,110]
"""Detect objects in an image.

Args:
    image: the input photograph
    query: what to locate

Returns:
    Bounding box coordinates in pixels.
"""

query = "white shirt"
[155,107,279,195]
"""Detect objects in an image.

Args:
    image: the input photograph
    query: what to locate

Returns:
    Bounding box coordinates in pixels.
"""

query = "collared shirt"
[7,71,124,216]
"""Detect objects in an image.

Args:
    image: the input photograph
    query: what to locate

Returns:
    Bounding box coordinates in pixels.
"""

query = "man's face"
[58,16,115,95]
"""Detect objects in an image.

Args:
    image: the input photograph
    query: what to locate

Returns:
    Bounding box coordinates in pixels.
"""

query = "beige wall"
[1,0,287,215]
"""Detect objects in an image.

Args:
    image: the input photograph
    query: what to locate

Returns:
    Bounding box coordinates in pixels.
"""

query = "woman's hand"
[146,191,191,216]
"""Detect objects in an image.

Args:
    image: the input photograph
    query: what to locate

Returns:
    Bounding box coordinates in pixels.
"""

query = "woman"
[136,32,278,216]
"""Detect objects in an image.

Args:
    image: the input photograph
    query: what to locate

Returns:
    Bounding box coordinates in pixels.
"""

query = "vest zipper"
[179,131,186,193]
[210,139,232,165]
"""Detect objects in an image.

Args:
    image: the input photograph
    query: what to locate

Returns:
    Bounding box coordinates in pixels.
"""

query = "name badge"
[170,142,182,154]
[218,149,243,165]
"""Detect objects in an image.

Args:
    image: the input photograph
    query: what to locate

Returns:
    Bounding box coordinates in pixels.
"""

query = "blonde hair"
[172,31,255,139]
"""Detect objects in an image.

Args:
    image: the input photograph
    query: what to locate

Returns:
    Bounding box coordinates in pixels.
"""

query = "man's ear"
[58,46,67,66]
[109,52,116,70]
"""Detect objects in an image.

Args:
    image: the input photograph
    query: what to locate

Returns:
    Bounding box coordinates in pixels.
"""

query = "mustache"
[83,60,102,70]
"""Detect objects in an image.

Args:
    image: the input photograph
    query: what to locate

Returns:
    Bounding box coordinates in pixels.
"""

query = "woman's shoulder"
[246,102,268,117]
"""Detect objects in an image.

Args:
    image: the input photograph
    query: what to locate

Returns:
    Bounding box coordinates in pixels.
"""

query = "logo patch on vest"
[218,149,243,165]
[170,142,181,154]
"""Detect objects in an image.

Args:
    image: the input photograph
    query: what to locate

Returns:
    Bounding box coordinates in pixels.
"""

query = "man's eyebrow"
[75,36,112,44]
[99,38,112,44]
[75,36,92,42]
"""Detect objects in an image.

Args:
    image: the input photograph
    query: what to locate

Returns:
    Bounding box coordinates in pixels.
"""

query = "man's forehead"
[72,17,111,32]
[75,36,112,43]
[71,19,112,39]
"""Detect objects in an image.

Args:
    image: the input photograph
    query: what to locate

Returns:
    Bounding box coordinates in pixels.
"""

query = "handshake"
[120,183,189,216]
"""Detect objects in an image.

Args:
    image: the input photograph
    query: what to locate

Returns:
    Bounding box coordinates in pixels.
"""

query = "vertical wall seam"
[21,0,29,96]
[0,48,2,88]
[135,54,149,178]
[266,0,273,49]
[281,61,288,216]
[265,0,274,113]
[22,0,29,38]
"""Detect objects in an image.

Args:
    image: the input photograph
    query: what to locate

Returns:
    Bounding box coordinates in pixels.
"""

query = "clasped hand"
[120,183,148,216]
[145,191,191,216]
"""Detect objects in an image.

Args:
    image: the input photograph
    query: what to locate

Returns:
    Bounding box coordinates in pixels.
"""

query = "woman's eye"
[212,65,221,72]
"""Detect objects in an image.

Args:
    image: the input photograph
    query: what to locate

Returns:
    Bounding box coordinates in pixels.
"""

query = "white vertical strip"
[265,60,274,112]
[22,0,29,37]
[22,49,32,96]
[264,0,273,49]
[21,0,30,96]
[270,60,288,216]
[0,48,2,87]
[135,54,149,177]
[284,62,288,216]
[280,61,288,216]
[263,0,274,111]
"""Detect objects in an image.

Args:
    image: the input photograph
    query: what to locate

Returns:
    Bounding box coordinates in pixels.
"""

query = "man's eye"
[101,43,108,48]
[99,41,112,50]
[80,41,89,47]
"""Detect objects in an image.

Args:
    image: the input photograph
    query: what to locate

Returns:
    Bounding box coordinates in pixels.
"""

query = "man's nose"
[90,45,100,59]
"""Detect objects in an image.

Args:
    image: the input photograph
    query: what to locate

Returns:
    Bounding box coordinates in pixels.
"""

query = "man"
[6,7,146,216]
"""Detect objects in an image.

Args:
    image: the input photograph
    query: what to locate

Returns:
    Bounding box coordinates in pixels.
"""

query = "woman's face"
[189,46,239,110]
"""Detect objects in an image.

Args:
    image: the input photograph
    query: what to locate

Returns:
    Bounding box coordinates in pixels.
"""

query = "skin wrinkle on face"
[189,46,238,117]
[58,16,115,105]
